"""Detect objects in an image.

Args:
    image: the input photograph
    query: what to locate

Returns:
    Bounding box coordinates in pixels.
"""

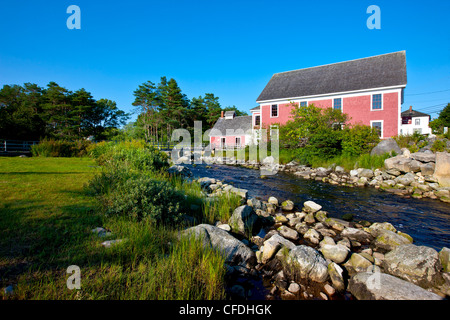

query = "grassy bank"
[0,156,229,299]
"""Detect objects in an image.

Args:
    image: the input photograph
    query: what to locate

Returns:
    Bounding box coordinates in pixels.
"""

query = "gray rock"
[385,156,421,173]
[434,152,450,187]
[359,169,374,179]
[247,198,267,211]
[303,228,321,244]
[371,138,402,156]
[420,162,436,176]
[395,172,416,186]
[101,239,125,248]
[341,227,373,244]
[320,244,350,263]
[411,152,436,163]
[167,165,192,178]
[268,196,278,206]
[349,272,443,300]
[228,205,259,235]
[230,187,248,199]
[328,262,345,292]
[372,229,413,253]
[281,200,295,211]
[278,225,299,241]
[303,201,322,213]
[439,247,450,272]
[383,244,444,289]
[347,253,373,273]
[181,224,256,267]
[287,245,329,283]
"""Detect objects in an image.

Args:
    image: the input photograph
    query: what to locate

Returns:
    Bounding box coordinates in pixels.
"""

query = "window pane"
[371,122,382,137]
[255,115,260,126]
[271,104,278,117]
[415,119,420,125]
[300,101,307,107]
[372,94,382,109]
[333,98,341,110]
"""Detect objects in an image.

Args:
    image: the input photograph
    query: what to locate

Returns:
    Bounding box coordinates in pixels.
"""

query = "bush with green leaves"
[431,139,446,152]
[342,124,380,157]
[103,175,186,224]
[31,138,92,157]
[88,139,169,173]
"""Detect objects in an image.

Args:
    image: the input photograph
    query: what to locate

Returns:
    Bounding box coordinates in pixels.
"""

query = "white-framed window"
[415,118,420,126]
[220,137,226,148]
[300,101,307,108]
[371,94,383,110]
[235,137,241,146]
[254,115,260,126]
[271,104,278,117]
[370,120,383,138]
[333,98,342,111]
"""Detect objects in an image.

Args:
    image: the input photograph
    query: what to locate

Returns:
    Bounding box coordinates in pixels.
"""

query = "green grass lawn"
[0,156,226,300]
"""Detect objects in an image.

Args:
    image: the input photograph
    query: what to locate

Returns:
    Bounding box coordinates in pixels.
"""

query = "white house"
[400,106,431,135]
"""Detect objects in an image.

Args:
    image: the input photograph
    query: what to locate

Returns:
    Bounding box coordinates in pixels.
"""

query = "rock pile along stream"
[179,172,450,301]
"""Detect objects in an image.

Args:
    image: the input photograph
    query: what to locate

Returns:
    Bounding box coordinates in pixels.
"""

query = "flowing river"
[188,164,450,252]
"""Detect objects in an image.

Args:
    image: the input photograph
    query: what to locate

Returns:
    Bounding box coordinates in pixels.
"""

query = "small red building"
[255,51,407,139]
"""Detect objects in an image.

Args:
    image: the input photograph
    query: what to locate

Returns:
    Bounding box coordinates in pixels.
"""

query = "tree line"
[0,77,247,142]
[130,76,247,143]
[0,82,129,141]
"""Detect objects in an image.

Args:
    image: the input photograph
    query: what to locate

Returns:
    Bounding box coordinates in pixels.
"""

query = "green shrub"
[88,140,169,173]
[99,174,186,224]
[31,138,92,157]
[342,124,380,157]
[431,139,446,152]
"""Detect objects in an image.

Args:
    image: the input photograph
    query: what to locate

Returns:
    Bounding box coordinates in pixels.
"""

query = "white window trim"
[333,97,343,111]
[299,101,308,107]
[220,137,226,148]
[235,137,241,146]
[370,120,384,139]
[371,93,383,111]
[270,104,279,118]
[253,113,261,127]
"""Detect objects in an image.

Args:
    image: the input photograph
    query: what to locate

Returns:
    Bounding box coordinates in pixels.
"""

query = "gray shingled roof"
[209,116,252,136]
[257,51,407,102]
[401,109,430,119]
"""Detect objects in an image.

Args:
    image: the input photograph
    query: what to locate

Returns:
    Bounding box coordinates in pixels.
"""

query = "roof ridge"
[273,51,406,76]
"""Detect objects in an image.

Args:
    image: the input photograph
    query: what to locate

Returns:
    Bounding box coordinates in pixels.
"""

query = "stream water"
[188,164,450,252]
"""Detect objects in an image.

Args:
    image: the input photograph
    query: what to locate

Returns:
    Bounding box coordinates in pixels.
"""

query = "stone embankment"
[178,170,449,300]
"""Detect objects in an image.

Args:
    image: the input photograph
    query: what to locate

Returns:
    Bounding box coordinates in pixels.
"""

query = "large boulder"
[341,227,373,244]
[383,244,444,289]
[181,224,256,267]
[320,244,350,264]
[328,262,346,292]
[348,272,442,300]
[228,205,259,235]
[167,165,193,178]
[371,138,402,156]
[287,245,329,283]
[261,234,295,263]
[384,156,421,173]
[440,247,450,273]
[372,229,413,253]
[395,172,416,186]
[411,152,436,163]
[434,152,450,187]
[303,201,322,213]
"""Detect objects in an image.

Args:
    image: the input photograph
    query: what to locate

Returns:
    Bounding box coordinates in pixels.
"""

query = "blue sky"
[1,0,449,122]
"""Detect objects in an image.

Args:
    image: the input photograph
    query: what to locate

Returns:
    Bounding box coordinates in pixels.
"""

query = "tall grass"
[31,138,92,157]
